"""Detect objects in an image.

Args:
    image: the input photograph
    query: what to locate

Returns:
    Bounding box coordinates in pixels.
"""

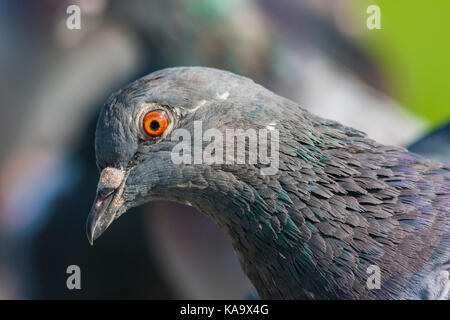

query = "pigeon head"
[87,67,284,244]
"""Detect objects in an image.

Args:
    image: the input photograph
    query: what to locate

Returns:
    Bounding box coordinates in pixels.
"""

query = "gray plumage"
[87,67,450,299]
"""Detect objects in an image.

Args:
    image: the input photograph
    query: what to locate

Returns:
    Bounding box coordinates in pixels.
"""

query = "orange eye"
[143,111,168,137]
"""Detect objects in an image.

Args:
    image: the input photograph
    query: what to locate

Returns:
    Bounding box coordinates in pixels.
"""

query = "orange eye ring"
[143,111,169,137]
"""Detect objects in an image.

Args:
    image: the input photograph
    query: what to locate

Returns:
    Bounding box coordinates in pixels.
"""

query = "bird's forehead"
[95,89,140,170]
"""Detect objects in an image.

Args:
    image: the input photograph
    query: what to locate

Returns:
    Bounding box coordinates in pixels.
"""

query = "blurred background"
[0,0,449,299]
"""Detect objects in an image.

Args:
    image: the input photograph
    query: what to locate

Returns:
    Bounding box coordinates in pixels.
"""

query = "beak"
[86,167,126,245]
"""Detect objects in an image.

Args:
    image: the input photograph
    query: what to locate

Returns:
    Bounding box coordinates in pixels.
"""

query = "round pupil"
[150,119,160,131]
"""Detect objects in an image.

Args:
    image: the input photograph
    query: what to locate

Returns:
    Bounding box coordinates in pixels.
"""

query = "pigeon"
[87,67,449,299]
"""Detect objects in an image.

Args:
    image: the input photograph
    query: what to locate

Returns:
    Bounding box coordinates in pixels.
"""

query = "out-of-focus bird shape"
[408,123,450,166]
[87,67,449,299]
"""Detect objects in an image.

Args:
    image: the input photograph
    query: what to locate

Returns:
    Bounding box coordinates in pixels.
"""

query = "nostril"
[96,187,115,203]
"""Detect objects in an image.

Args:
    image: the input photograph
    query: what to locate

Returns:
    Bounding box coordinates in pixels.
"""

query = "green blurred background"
[360,0,450,127]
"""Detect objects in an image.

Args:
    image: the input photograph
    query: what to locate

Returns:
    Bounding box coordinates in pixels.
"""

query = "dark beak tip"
[86,193,116,246]
[86,215,102,246]
[86,223,95,246]
[87,167,127,246]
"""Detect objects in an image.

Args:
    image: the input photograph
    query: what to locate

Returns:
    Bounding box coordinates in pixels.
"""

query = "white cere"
[99,167,125,189]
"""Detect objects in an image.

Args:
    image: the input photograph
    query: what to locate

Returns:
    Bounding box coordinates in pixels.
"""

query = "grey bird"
[87,67,450,299]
